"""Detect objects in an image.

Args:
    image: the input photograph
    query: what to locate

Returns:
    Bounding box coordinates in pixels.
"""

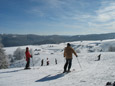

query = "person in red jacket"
[25,47,32,69]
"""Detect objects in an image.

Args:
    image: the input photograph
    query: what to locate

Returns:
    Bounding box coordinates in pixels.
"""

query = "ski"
[62,69,76,74]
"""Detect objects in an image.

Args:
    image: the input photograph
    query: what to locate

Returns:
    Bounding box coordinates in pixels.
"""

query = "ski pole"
[32,55,34,68]
[30,48,34,69]
[32,50,35,69]
[76,57,82,70]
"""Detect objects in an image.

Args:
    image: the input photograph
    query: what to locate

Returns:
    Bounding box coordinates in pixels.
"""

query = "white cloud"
[28,0,88,20]
[97,14,112,22]
[95,1,115,22]
[28,0,115,34]
[87,0,115,32]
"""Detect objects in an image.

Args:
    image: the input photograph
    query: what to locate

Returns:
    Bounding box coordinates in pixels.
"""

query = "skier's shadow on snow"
[0,69,24,74]
[35,73,64,82]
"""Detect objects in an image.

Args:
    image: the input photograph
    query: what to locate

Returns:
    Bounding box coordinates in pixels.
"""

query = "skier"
[106,82,112,86]
[97,54,101,61]
[95,54,101,61]
[55,58,57,65]
[41,59,44,66]
[46,58,49,66]
[25,47,32,69]
[113,81,115,86]
[63,43,78,73]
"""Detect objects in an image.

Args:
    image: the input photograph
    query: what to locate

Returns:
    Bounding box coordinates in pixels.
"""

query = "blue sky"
[0,0,115,35]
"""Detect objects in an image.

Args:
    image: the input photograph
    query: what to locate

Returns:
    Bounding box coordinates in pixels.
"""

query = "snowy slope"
[3,39,115,68]
[1,39,115,86]
[0,52,115,86]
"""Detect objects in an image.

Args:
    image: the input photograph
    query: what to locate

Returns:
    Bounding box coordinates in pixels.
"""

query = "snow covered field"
[1,39,115,86]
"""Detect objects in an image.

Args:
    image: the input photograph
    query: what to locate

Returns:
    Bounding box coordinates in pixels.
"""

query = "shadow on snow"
[0,69,24,74]
[35,73,65,82]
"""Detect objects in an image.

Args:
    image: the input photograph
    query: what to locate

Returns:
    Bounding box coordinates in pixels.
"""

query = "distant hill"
[0,33,115,47]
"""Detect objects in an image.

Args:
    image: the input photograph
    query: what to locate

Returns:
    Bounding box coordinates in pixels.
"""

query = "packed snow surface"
[1,39,115,86]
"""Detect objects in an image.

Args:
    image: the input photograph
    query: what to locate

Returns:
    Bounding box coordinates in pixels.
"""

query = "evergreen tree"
[0,43,9,69]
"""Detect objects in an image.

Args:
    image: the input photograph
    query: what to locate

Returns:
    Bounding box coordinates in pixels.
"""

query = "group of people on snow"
[25,47,58,69]
[24,43,78,73]
[41,58,50,66]
[23,43,113,86]
[41,58,57,66]
[41,58,49,66]
[25,43,78,72]
[25,43,102,73]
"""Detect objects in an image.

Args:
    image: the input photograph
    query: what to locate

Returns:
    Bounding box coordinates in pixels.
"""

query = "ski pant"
[64,58,72,71]
[25,58,30,68]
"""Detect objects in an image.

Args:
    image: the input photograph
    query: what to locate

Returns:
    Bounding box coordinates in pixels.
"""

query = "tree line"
[1,33,115,47]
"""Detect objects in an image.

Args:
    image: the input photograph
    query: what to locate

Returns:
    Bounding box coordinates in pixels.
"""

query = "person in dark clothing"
[64,59,72,72]
[41,59,44,66]
[106,82,112,86]
[25,47,32,69]
[97,54,101,61]
[113,81,115,86]
[95,54,101,61]
[63,43,78,73]
[46,58,49,66]
[55,58,57,64]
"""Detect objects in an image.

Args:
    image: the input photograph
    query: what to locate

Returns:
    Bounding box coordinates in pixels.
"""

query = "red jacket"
[25,51,31,61]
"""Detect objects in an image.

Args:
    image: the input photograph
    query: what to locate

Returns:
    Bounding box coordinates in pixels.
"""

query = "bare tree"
[13,47,25,60]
